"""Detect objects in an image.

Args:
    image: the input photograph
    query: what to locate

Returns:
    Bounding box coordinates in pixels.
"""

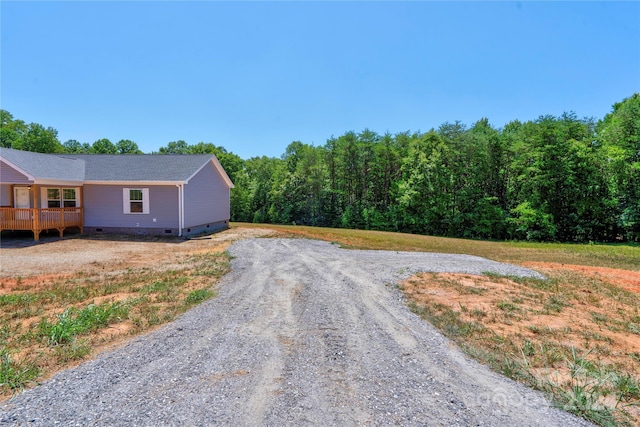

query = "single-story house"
[0,147,234,241]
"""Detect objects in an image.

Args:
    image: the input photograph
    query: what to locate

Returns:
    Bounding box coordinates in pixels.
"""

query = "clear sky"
[1,1,639,159]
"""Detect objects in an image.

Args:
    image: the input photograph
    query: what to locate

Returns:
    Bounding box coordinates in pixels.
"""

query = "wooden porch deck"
[0,207,84,241]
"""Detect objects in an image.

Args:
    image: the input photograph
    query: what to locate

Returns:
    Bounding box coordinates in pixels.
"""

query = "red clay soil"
[522,262,640,293]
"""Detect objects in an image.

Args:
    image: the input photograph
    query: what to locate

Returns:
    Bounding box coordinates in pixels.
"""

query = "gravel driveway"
[1,238,592,426]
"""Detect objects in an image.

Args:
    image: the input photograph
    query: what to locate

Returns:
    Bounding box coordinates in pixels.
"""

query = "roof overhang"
[0,158,35,181]
[33,179,85,186]
[84,180,185,186]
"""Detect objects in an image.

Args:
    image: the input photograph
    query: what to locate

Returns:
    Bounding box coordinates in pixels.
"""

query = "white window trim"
[123,188,150,214]
[40,187,80,208]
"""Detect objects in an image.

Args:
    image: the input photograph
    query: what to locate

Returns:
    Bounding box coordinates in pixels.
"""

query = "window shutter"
[123,188,131,214]
[142,188,150,214]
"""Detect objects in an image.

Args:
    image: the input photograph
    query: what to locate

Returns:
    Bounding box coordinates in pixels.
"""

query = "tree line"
[1,93,638,242]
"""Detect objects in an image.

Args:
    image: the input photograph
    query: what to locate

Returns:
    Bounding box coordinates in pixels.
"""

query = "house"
[0,147,234,241]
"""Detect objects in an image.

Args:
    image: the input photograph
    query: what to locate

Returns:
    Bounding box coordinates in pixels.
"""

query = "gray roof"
[0,147,85,182]
[0,148,233,186]
[65,154,218,182]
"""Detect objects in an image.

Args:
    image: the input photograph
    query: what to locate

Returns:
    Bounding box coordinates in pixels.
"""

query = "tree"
[116,139,142,154]
[21,123,63,153]
[63,139,91,153]
[91,138,117,154]
[158,140,190,154]
[397,131,451,235]
[598,93,640,241]
[0,110,27,149]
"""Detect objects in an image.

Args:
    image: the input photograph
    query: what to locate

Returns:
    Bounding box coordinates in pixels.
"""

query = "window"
[44,188,78,208]
[63,189,77,207]
[47,189,61,208]
[123,188,149,214]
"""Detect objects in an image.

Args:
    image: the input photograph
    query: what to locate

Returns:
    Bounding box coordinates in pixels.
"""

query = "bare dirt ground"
[523,261,640,293]
[0,234,592,426]
[0,227,275,291]
[402,271,640,372]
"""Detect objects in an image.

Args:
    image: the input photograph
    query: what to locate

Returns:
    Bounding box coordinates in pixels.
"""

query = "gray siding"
[83,184,178,229]
[0,161,30,184]
[183,161,230,228]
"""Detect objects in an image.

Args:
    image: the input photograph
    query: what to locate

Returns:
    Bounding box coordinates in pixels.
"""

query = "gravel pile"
[1,238,591,426]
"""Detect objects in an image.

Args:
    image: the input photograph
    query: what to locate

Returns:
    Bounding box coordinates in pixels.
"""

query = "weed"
[544,295,567,313]
[55,338,91,362]
[613,373,640,408]
[522,340,536,357]
[0,347,40,393]
[471,308,487,320]
[591,312,610,325]
[138,305,161,326]
[0,293,39,307]
[185,288,214,305]
[39,302,129,346]
[627,322,640,335]
[142,276,188,294]
[497,301,520,313]
[462,286,487,295]
[546,348,617,426]
[582,331,613,345]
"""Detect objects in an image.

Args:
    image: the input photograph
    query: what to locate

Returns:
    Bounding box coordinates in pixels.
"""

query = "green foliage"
[54,338,91,362]
[185,288,214,305]
[91,138,117,154]
[547,348,618,426]
[508,201,557,241]
[0,347,40,392]
[38,302,129,346]
[116,139,142,154]
[598,93,640,242]
[4,92,639,243]
[223,95,639,243]
[0,110,63,153]
[63,139,91,153]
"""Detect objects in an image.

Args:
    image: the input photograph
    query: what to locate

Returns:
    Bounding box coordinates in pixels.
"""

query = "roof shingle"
[0,148,232,186]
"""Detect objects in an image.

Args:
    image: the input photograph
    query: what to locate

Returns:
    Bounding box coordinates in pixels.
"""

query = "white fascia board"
[0,158,35,182]
[184,157,234,188]
[83,180,185,186]
[33,179,85,186]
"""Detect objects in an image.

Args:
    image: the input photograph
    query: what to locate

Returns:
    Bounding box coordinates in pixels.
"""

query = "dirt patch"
[0,227,275,281]
[401,265,640,424]
[402,272,640,360]
[523,262,640,293]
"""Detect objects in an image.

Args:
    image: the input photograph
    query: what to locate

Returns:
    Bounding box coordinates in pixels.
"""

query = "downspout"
[176,184,183,237]
[181,184,185,235]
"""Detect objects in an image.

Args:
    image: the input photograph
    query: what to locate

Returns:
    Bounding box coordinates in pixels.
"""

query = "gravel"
[0,238,592,426]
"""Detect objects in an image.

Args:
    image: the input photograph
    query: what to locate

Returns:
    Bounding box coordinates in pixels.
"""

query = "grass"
[0,248,229,399]
[0,347,40,393]
[38,302,130,346]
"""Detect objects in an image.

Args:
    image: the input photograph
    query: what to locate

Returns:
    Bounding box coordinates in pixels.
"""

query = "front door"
[13,187,31,220]
[14,187,30,208]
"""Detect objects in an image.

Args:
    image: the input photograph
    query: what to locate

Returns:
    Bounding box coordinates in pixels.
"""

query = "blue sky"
[2,1,639,159]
